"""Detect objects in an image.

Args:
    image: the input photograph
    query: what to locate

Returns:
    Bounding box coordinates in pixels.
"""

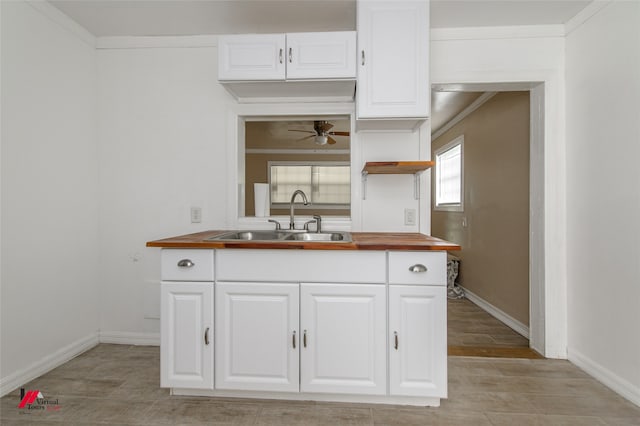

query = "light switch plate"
[190,206,202,223]
[404,208,416,226]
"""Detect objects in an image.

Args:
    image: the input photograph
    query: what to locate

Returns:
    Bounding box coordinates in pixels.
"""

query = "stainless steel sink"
[285,232,351,242]
[207,230,290,241]
[207,230,351,242]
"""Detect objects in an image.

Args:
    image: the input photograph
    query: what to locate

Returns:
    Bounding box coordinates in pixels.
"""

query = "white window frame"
[434,135,464,212]
[268,161,351,210]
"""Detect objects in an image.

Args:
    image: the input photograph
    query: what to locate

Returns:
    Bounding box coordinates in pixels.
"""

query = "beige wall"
[245,153,350,217]
[432,91,530,326]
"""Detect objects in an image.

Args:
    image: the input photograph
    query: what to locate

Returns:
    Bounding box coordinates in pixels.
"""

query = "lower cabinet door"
[389,285,447,397]
[215,282,299,392]
[300,283,386,395]
[161,282,214,389]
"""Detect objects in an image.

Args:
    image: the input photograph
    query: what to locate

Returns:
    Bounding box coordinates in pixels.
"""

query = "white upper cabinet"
[357,1,430,121]
[218,32,356,81]
[218,34,286,81]
[286,32,357,79]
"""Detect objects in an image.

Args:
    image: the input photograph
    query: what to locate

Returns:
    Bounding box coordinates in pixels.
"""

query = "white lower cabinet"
[160,282,214,389]
[300,283,387,395]
[389,285,447,397]
[215,282,299,392]
[158,248,447,405]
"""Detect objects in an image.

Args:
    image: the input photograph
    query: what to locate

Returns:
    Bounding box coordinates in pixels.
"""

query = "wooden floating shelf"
[361,161,435,201]
[361,161,435,176]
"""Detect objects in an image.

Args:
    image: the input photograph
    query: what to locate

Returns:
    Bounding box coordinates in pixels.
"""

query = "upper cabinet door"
[286,31,357,80]
[357,1,430,119]
[218,34,286,81]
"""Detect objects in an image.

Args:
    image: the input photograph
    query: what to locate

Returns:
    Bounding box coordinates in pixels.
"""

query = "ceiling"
[48,0,592,137]
[50,0,592,37]
[246,120,350,150]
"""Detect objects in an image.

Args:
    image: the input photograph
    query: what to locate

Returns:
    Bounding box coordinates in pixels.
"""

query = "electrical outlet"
[404,208,416,226]
[190,207,202,223]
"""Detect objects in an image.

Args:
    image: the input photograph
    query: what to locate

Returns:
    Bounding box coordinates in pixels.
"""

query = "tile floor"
[1,344,639,425]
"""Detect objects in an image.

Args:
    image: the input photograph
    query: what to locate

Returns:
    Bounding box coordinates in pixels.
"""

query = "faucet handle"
[268,219,281,230]
[312,215,322,233]
[303,219,316,231]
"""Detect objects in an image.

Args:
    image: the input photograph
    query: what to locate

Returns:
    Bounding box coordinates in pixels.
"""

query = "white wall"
[431,26,566,358]
[96,42,233,338]
[0,1,99,394]
[566,1,640,405]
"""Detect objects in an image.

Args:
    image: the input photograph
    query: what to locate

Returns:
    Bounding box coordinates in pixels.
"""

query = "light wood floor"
[2,344,638,425]
[448,298,542,359]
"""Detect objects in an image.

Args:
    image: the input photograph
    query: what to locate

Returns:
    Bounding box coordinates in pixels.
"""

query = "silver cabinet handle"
[177,259,195,268]
[204,327,210,345]
[279,48,283,64]
[361,50,365,66]
[394,331,399,350]
[409,264,427,273]
[303,330,307,348]
[292,331,296,349]
[289,47,292,63]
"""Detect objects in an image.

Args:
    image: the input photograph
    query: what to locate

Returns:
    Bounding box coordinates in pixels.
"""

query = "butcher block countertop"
[146,230,460,251]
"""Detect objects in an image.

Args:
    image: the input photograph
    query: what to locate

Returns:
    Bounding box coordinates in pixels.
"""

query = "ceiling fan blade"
[328,131,350,136]
[296,135,315,142]
[327,136,337,145]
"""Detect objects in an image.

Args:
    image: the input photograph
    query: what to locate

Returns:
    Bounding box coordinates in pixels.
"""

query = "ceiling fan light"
[315,135,328,145]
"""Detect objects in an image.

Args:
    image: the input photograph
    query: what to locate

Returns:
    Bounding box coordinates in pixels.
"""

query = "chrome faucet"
[289,190,309,230]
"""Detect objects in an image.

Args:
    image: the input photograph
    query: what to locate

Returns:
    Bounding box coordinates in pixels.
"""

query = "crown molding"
[431,24,564,41]
[564,0,613,36]
[26,0,96,47]
[96,35,219,49]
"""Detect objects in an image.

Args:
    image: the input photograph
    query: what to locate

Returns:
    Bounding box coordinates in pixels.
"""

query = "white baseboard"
[99,331,160,346]
[0,332,99,397]
[461,286,530,338]
[569,348,640,407]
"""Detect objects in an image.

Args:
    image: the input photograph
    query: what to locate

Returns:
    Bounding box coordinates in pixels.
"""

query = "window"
[434,135,464,211]
[269,162,350,209]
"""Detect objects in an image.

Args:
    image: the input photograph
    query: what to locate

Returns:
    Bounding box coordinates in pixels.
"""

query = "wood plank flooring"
[2,344,638,425]
[448,298,542,359]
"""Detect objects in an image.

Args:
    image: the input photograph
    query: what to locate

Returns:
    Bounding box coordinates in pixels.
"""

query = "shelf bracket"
[361,171,368,200]
[414,173,420,200]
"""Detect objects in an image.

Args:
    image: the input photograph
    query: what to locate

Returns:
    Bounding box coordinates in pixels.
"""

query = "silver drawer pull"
[292,331,296,349]
[409,264,427,273]
[177,259,195,268]
[394,331,399,350]
[204,327,210,345]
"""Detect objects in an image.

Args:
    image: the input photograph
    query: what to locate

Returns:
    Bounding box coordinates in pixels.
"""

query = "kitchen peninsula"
[147,231,459,407]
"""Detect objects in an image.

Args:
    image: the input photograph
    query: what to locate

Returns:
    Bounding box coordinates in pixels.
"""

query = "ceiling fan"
[289,121,350,145]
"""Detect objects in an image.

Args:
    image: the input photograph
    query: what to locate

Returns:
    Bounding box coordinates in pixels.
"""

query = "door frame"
[431,80,563,359]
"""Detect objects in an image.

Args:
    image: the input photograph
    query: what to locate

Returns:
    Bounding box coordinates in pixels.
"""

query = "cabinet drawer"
[161,249,214,281]
[388,252,446,285]
[217,250,386,283]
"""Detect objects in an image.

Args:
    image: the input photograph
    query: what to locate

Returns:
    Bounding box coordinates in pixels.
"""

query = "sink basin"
[207,230,290,241]
[285,232,351,242]
[207,230,351,242]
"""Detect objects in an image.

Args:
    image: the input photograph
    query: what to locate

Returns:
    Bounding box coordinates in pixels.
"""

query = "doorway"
[430,86,544,358]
